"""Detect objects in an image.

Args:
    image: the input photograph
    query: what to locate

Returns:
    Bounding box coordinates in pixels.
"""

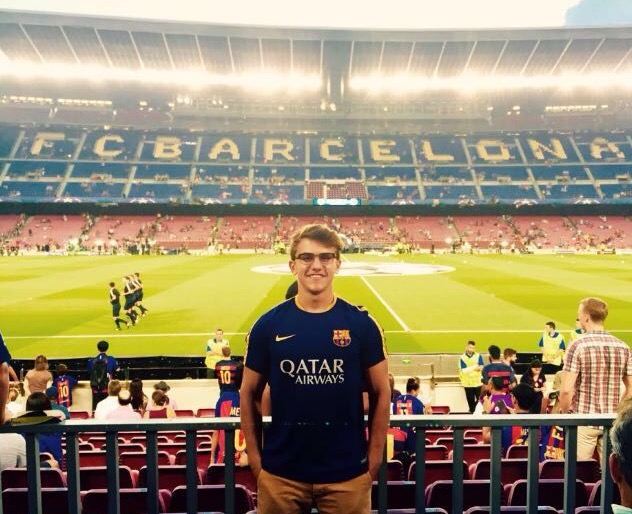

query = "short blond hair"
[579,297,608,323]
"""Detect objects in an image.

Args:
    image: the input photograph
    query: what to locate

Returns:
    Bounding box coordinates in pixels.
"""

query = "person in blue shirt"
[87,340,119,410]
[51,363,78,408]
[392,377,430,453]
[241,224,390,514]
[0,330,11,425]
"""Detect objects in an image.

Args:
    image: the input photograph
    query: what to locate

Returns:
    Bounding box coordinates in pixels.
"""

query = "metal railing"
[0,413,617,514]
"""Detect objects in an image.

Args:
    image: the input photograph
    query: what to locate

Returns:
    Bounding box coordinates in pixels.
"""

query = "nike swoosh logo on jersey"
[275,334,296,342]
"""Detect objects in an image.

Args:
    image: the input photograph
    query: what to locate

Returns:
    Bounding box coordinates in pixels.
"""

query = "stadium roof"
[1,10,632,79]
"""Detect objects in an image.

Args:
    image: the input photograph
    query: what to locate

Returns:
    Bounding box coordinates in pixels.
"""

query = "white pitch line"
[7,329,632,340]
[358,276,411,332]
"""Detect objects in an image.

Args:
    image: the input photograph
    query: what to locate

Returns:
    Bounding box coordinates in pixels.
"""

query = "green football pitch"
[2,253,631,359]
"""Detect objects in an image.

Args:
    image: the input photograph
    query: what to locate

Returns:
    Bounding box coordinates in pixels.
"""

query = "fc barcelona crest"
[333,329,351,347]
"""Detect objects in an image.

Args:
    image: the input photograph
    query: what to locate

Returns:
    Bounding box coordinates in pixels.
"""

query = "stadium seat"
[506,479,588,510]
[175,449,212,470]
[205,464,257,493]
[430,406,451,414]
[119,451,172,470]
[79,450,107,467]
[425,429,453,445]
[425,480,493,511]
[370,481,416,510]
[138,465,203,491]
[1,467,66,488]
[2,487,70,514]
[82,488,171,514]
[463,508,558,513]
[174,409,195,417]
[407,460,469,483]
[538,459,600,483]
[450,444,492,467]
[169,484,254,514]
[79,466,136,490]
[464,429,484,443]
[157,442,188,458]
[469,459,528,484]
[196,408,216,417]
[588,480,621,506]
[505,445,529,459]
[69,411,91,419]
[419,445,450,460]
[174,433,213,444]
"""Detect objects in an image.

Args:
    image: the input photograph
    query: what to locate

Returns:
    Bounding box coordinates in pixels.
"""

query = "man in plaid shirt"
[560,297,632,461]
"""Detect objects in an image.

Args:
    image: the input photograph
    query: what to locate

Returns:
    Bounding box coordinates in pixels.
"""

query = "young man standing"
[88,340,119,411]
[538,321,566,374]
[241,224,390,514]
[458,340,484,413]
[560,297,632,461]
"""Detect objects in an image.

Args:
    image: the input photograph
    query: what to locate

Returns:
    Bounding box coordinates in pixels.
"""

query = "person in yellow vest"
[458,340,485,413]
[205,328,229,378]
[538,321,566,373]
[568,317,586,344]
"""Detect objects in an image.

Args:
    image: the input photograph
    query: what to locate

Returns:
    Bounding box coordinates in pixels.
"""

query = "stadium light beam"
[0,61,321,93]
[348,72,632,94]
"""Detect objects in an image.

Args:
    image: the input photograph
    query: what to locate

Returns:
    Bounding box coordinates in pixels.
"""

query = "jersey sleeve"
[537,336,544,348]
[360,311,387,369]
[459,358,467,370]
[244,315,271,377]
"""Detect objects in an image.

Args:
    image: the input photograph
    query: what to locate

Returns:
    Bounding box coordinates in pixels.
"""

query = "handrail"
[0,413,617,514]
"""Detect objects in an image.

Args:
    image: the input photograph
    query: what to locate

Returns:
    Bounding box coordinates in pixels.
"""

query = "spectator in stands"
[241,223,390,514]
[482,383,537,454]
[6,387,23,418]
[128,378,148,415]
[393,377,432,452]
[215,346,243,394]
[388,372,401,403]
[51,363,78,408]
[211,359,246,465]
[538,321,566,374]
[560,297,632,461]
[94,379,123,420]
[520,359,546,413]
[482,344,516,395]
[106,390,142,421]
[143,390,176,419]
[88,340,119,410]
[0,331,11,424]
[458,340,484,413]
[205,328,229,378]
[146,380,178,411]
[569,317,587,344]
[476,376,514,414]
[25,355,53,395]
[503,348,518,369]
[0,430,26,471]
[16,392,63,465]
[610,397,632,513]
[45,386,69,420]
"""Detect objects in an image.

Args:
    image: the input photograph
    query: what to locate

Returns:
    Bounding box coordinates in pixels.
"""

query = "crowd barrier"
[0,413,617,514]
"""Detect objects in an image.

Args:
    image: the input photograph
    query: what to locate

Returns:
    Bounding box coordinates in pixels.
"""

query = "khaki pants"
[577,426,603,461]
[257,468,372,514]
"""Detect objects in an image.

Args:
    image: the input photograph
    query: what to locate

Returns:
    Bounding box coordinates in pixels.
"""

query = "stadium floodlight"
[0,61,321,94]
[349,72,632,94]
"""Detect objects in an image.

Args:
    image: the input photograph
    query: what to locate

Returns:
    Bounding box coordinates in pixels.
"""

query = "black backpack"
[90,357,109,390]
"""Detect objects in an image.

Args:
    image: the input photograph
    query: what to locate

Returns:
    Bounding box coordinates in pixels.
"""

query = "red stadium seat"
[425,480,493,511]
[2,488,70,514]
[79,450,107,467]
[119,451,172,470]
[370,481,416,510]
[1,467,65,488]
[157,442,187,458]
[464,429,484,443]
[79,466,136,490]
[469,459,528,484]
[506,479,588,510]
[505,445,529,459]
[169,484,254,514]
[387,460,405,481]
[449,444,491,467]
[425,429,453,445]
[430,406,450,414]
[138,465,202,491]
[175,449,212,470]
[69,411,91,419]
[408,460,469,483]
[196,408,216,417]
[82,488,171,514]
[174,410,195,417]
[205,464,257,493]
[539,459,600,483]
[588,480,621,506]
[421,445,450,460]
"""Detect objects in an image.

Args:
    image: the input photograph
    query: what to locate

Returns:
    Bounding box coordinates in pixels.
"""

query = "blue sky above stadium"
[0,0,631,29]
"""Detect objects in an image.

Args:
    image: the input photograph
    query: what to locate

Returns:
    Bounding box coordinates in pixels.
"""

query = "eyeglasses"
[295,252,338,264]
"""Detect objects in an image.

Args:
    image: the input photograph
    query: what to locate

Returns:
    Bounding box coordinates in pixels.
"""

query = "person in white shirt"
[105,390,142,421]
[6,387,24,418]
[94,380,122,420]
